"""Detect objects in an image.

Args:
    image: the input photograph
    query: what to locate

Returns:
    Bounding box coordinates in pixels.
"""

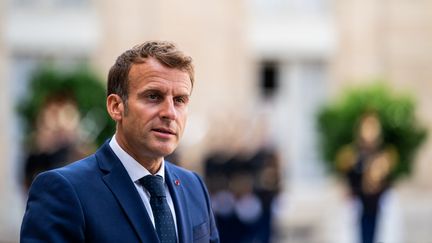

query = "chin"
[153,145,176,157]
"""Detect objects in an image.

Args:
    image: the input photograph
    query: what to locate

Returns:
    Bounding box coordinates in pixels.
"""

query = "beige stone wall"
[332,0,432,187]
[331,0,382,89]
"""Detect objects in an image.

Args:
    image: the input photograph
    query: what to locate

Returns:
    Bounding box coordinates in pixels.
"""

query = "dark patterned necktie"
[140,175,177,243]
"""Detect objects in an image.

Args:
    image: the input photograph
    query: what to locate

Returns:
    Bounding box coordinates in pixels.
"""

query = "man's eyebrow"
[136,89,163,97]
[175,92,191,97]
[136,88,191,97]
[139,88,163,94]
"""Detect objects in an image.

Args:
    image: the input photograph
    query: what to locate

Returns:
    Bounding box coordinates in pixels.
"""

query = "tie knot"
[140,175,166,198]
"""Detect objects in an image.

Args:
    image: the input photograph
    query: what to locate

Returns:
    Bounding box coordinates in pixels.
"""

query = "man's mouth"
[152,128,176,135]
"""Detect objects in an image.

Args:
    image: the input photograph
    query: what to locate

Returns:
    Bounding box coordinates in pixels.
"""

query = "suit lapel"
[165,163,192,243]
[96,142,159,243]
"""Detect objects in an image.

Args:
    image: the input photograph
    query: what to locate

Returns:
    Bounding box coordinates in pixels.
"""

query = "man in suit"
[21,41,220,243]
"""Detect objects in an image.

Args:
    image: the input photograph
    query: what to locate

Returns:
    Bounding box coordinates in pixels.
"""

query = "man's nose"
[160,99,177,120]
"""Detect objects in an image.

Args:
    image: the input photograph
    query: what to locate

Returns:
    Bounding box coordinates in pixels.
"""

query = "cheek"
[179,110,188,126]
[136,107,158,122]
[175,116,187,135]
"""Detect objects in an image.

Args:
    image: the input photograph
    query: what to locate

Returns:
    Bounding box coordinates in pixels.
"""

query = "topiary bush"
[317,83,427,179]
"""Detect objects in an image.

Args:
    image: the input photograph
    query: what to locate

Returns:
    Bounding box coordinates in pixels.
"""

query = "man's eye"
[174,96,188,104]
[148,94,160,100]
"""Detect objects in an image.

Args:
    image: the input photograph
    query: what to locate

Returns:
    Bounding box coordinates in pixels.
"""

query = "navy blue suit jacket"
[21,142,219,243]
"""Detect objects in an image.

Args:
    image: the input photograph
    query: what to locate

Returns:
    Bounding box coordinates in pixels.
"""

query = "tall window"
[259,61,280,99]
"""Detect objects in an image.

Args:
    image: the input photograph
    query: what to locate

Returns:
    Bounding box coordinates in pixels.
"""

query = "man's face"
[113,58,192,161]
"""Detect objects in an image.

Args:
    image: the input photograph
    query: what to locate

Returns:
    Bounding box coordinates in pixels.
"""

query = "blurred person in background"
[22,92,91,191]
[21,41,219,243]
[336,111,397,243]
[205,116,281,243]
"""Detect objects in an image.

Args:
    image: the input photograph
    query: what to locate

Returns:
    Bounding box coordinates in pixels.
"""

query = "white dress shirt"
[109,135,178,235]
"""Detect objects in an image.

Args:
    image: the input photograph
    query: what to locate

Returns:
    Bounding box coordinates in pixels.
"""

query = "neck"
[141,158,163,175]
[114,134,164,175]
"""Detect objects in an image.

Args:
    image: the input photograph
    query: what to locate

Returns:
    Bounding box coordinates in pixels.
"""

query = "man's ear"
[107,94,125,122]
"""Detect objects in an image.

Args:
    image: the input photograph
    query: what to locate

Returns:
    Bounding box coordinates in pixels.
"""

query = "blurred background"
[1,0,432,242]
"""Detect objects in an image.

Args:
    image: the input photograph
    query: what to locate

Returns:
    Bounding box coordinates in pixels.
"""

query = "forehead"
[128,58,192,92]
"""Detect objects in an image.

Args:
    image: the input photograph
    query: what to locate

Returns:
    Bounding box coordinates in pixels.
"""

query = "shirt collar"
[109,135,165,183]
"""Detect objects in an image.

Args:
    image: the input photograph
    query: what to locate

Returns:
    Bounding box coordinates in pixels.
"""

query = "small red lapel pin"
[174,179,181,186]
